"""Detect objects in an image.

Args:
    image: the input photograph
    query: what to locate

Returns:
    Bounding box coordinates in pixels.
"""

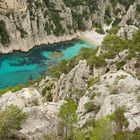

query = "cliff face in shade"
[0,0,139,54]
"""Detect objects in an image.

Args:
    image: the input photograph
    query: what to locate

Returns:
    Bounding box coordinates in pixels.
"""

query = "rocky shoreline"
[0,32,82,54]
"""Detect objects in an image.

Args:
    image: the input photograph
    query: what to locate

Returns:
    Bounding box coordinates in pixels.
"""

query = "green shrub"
[95,28,105,34]
[0,105,27,139]
[90,92,98,99]
[116,61,126,70]
[84,101,100,113]
[0,85,23,96]
[137,96,140,103]
[110,106,128,131]
[87,77,100,88]
[90,118,114,140]
[109,86,119,95]
[58,99,77,139]
[0,20,10,45]
[107,27,119,35]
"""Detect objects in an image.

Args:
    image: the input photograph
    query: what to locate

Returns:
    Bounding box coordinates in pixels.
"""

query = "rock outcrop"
[119,3,137,26]
[77,70,140,130]
[0,0,139,54]
[53,60,90,102]
[0,88,63,139]
[117,25,139,39]
[0,0,92,54]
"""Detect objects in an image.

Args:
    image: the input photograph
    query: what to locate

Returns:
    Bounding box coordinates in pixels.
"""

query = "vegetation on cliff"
[49,29,140,79]
[0,105,27,139]
[0,20,10,45]
[56,103,140,140]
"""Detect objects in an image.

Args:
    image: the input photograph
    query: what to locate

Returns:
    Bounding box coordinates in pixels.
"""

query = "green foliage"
[111,0,135,10]
[0,105,27,139]
[0,20,10,45]
[0,77,42,95]
[90,118,114,140]
[112,18,121,27]
[72,12,86,31]
[59,99,77,124]
[116,61,126,70]
[44,21,52,35]
[136,5,140,13]
[110,106,128,131]
[104,6,112,25]
[49,29,140,79]
[87,77,100,88]
[109,86,119,95]
[63,0,85,7]
[107,27,119,35]
[86,0,98,12]
[84,101,100,113]
[0,85,23,96]
[89,92,98,100]
[137,96,140,103]
[41,84,53,102]
[129,30,140,53]
[48,59,69,78]
[95,27,105,34]
[103,35,127,53]
[20,29,28,38]
[58,99,77,139]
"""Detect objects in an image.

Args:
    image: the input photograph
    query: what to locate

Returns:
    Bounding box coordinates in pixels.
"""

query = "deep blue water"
[0,40,95,89]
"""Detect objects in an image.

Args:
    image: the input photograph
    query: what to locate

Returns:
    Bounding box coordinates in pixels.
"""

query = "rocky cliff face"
[0,0,140,54]
[0,60,139,139]
[0,0,92,53]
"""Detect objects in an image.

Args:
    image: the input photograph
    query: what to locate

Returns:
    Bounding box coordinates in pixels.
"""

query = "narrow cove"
[0,40,96,89]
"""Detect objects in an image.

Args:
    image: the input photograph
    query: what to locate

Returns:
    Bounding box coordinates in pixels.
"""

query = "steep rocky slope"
[0,0,140,53]
[0,61,139,139]
[0,0,140,140]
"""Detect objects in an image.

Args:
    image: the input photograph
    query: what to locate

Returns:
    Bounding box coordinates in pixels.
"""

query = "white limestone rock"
[117,25,139,39]
[77,70,140,131]
[0,88,42,110]
[53,60,90,101]
[119,4,137,27]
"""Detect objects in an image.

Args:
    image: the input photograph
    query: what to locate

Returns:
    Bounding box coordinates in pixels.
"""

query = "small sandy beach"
[80,30,106,46]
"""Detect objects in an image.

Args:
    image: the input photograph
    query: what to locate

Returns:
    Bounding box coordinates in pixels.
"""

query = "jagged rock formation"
[52,60,90,102]
[0,60,139,139]
[0,87,63,139]
[117,25,139,39]
[0,0,140,53]
[77,70,140,131]
[0,0,140,139]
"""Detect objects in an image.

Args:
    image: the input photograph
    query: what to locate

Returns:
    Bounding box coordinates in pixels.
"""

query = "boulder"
[117,25,139,39]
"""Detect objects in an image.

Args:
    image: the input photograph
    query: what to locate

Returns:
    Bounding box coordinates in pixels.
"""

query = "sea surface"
[0,40,96,89]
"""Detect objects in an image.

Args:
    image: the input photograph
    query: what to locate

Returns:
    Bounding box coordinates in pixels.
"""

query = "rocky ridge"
[0,0,140,53]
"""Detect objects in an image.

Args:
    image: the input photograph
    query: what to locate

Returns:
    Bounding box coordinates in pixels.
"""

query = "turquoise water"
[0,40,95,89]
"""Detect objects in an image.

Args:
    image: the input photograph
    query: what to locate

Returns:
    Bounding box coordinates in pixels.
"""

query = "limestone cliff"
[0,0,140,54]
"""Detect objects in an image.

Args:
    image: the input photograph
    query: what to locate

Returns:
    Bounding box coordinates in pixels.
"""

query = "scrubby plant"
[90,92,98,100]
[58,99,77,139]
[107,27,119,35]
[87,77,100,88]
[0,85,23,96]
[109,86,119,95]
[116,61,126,70]
[84,101,100,113]
[137,96,140,103]
[0,105,27,139]
[90,118,114,140]
[109,106,129,131]
[0,20,10,45]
